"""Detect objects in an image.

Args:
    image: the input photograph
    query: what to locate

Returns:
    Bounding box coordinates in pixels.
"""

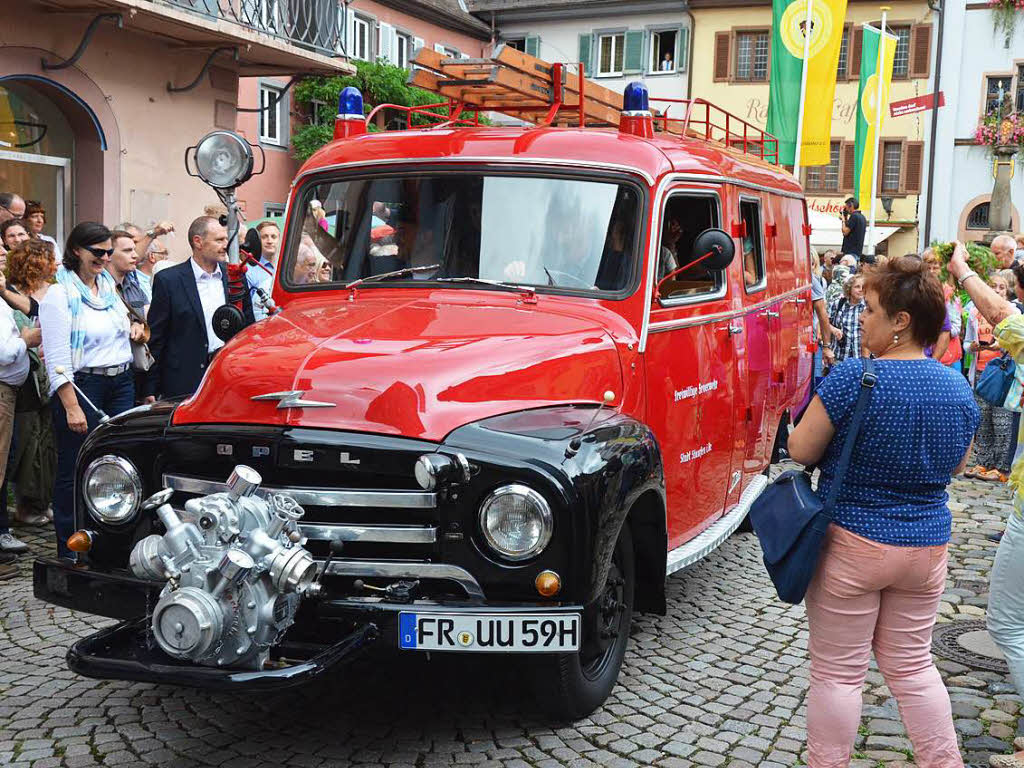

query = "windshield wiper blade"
[435,277,537,297]
[344,264,440,290]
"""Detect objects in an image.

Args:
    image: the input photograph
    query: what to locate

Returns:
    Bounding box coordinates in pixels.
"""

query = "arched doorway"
[0,70,113,243]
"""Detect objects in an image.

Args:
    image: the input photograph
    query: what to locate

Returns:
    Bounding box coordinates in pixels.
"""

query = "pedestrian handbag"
[117,291,154,372]
[977,352,1015,407]
[748,357,877,604]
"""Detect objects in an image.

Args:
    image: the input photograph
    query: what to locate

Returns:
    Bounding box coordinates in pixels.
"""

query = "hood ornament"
[251,390,335,410]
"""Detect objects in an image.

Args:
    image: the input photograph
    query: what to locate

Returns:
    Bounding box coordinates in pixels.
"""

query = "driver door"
[644,187,737,550]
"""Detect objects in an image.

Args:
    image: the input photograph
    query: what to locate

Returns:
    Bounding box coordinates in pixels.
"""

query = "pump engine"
[129,466,317,669]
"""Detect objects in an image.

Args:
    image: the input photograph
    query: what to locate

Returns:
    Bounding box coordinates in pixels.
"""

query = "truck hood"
[173,292,624,441]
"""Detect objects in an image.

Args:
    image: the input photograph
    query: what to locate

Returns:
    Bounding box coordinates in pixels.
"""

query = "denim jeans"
[51,370,134,559]
[988,511,1024,698]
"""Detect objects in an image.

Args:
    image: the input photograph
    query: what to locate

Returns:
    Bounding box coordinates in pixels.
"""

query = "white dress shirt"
[0,300,29,387]
[191,257,227,353]
[39,284,132,394]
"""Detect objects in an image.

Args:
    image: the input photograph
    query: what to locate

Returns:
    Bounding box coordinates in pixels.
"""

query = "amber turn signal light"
[535,570,561,597]
[67,530,93,553]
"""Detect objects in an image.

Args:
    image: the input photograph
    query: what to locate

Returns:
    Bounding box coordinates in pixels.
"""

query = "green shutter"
[578,33,593,76]
[677,27,689,73]
[525,35,540,57]
[623,29,645,74]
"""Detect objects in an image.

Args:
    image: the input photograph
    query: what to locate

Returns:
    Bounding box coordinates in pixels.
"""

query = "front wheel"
[532,523,635,721]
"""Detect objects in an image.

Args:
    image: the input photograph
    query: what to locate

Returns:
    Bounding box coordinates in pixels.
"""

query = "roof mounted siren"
[620,81,654,139]
[334,86,367,140]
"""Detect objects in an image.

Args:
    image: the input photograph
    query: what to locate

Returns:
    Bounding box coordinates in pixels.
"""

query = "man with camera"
[840,197,867,260]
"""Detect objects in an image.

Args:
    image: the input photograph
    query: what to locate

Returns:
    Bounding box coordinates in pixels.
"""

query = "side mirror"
[691,228,735,271]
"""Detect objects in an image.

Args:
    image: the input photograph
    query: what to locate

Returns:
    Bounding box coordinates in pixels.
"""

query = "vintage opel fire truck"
[34,50,813,719]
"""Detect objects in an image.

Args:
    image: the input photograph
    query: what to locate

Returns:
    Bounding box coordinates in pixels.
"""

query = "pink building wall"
[236,1,490,220]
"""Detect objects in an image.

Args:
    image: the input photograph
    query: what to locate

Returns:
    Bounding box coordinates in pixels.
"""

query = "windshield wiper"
[344,264,441,291]
[435,277,537,300]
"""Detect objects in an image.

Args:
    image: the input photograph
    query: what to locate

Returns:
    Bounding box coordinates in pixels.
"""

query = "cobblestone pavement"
[0,471,1020,768]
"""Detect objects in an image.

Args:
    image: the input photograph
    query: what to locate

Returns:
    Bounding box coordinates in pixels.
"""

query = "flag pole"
[792,0,815,178]
[864,6,889,257]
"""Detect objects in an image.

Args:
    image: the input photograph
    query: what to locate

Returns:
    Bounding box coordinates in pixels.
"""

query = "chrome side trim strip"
[321,560,485,600]
[647,285,809,334]
[665,473,768,576]
[163,474,437,509]
[301,523,437,545]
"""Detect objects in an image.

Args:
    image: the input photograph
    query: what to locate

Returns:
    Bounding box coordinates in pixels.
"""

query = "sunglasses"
[85,246,114,258]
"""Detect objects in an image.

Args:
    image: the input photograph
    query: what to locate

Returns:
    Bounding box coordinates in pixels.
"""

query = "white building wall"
[495,12,692,104]
[927,1,1024,244]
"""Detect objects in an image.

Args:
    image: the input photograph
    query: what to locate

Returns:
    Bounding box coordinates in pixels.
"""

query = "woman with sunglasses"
[39,222,144,559]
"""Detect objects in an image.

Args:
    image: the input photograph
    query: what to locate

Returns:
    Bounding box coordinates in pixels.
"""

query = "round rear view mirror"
[692,228,735,271]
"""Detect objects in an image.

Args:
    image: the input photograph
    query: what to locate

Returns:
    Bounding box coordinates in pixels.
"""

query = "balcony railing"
[162,0,342,56]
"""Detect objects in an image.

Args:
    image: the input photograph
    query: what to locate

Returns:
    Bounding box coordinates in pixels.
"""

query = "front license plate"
[398,612,581,652]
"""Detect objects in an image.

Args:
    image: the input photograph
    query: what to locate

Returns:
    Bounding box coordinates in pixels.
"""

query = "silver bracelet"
[957,270,979,286]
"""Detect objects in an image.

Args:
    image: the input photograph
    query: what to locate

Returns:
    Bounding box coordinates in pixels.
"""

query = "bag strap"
[822,357,877,517]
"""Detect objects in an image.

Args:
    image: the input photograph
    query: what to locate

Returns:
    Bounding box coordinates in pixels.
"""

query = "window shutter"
[525,35,540,57]
[347,12,357,59]
[910,24,932,79]
[623,30,645,74]
[904,141,924,193]
[578,33,593,76]
[849,26,863,78]
[713,32,730,82]
[840,142,856,192]
[379,22,394,64]
[677,26,690,73]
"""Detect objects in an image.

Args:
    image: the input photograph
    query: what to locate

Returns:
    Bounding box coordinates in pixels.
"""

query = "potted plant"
[988,0,1023,46]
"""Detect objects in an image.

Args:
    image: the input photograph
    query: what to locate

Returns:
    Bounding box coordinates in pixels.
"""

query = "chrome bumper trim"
[321,560,485,600]
[301,523,437,545]
[163,474,437,509]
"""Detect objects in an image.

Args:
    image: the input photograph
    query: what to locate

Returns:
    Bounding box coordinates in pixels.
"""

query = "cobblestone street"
[1,470,1019,768]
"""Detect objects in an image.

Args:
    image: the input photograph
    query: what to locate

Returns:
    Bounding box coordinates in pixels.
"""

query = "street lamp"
[881,196,893,219]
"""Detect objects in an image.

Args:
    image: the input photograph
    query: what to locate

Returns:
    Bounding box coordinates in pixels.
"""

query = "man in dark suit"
[145,215,254,401]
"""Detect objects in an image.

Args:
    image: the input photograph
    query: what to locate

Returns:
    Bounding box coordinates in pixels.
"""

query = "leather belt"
[79,362,131,377]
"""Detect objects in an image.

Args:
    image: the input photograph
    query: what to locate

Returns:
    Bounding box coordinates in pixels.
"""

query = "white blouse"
[39,284,132,394]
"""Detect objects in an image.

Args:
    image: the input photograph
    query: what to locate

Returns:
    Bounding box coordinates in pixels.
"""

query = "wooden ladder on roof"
[407,45,624,128]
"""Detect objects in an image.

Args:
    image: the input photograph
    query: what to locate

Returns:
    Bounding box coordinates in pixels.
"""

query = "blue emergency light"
[339,86,364,118]
[623,82,650,114]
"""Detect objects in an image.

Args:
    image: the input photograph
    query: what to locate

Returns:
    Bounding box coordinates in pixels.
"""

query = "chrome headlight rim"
[83,454,143,525]
[478,483,553,562]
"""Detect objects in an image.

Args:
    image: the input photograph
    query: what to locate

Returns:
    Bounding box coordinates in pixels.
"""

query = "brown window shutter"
[910,24,932,79]
[904,141,924,193]
[840,142,856,192]
[714,32,731,81]
[849,26,863,78]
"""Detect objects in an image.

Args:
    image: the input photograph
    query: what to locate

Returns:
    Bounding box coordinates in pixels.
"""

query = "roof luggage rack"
[393,45,779,164]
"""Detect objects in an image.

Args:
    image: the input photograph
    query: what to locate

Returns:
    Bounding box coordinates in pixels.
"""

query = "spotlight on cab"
[186,130,255,190]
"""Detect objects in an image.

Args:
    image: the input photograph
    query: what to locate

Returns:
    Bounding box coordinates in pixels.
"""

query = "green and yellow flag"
[853,24,897,205]
[766,0,848,166]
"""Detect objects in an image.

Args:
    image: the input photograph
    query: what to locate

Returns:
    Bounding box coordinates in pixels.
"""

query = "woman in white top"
[39,222,144,560]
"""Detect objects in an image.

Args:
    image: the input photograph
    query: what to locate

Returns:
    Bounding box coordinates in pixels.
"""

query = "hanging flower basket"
[988,0,1023,46]
[975,112,1024,157]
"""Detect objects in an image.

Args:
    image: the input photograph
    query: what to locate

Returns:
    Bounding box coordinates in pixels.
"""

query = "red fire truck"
[34,56,814,719]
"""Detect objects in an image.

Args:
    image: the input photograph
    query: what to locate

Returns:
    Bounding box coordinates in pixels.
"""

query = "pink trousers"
[804,524,963,768]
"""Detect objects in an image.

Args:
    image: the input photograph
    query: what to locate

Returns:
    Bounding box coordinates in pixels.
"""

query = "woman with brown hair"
[6,238,57,524]
[788,257,979,766]
[22,201,60,261]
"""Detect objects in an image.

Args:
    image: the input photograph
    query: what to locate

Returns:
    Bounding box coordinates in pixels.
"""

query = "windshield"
[284,174,641,294]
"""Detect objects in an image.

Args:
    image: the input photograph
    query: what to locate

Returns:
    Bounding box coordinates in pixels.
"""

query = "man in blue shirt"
[247,221,280,321]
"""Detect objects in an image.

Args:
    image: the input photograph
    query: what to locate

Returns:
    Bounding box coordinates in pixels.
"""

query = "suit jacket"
[146,259,255,399]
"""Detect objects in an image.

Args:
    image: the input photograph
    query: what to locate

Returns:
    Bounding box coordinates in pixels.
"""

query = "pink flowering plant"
[975,112,1024,154]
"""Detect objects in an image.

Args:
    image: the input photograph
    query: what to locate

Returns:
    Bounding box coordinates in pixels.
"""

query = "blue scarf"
[55,266,127,370]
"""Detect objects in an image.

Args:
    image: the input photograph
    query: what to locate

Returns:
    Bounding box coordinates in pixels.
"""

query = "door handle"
[718,324,743,335]
[761,310,780,319]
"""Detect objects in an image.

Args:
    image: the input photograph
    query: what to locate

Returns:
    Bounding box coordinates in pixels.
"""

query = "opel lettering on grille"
[294,449,315,463]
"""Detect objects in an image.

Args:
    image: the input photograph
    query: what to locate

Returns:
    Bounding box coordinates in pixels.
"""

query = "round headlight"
[478,484,553,562]
[194,130,254,189]
[83,455,142,525]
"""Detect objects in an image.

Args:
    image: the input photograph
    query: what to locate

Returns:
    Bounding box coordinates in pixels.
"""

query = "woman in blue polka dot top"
[788,257,979,767]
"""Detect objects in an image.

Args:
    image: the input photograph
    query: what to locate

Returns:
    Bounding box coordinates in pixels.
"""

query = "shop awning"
[807,209,901,253]
[33,0,355,77]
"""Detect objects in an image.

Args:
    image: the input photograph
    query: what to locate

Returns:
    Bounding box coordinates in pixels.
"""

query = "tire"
[533,523,635,721]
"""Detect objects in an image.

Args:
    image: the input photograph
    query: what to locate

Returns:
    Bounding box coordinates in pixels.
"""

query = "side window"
[657,194,723,302]
[740,199,766,291]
